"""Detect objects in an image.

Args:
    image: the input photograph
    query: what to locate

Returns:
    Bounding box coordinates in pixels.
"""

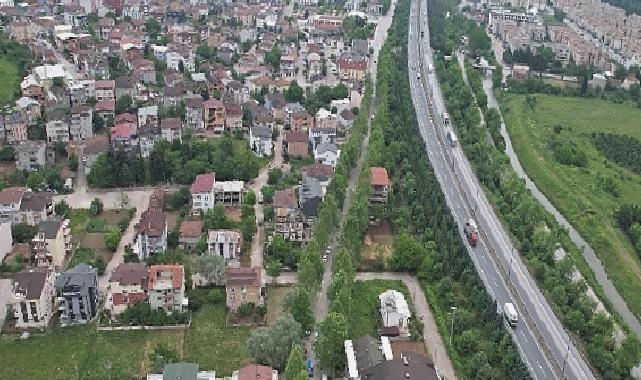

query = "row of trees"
[88,135,261,188]
[366,2,530,377]
[593,132,641,175]
[437,17,641,378]
[616,204,641,257]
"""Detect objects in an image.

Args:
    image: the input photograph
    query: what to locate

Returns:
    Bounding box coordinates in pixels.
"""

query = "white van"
[504,302,518,328]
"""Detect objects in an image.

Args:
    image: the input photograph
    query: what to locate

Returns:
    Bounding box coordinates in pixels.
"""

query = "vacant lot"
[266,285,293,325]
[0,304,250,379]
[0,58,18,104]
[502,94,641,318]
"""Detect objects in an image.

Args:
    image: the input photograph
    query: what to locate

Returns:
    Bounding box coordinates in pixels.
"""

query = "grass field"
[266,285,293,325]
[0,58,18,104]
[0,304,250,379]
[502,93,641,318]
[349,279,410,338]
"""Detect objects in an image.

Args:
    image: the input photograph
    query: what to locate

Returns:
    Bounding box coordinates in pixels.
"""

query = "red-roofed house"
[285,131,309,157]
[110,122,136,151]
[148,264,188,313]
[94,100,115,120]
[191,172,216,215]
[203,98,225,133]
[369,167,390,204]
[233,364,278,380]
[337,52,368,81]
[106,263,148,317]
[226,267,265,311]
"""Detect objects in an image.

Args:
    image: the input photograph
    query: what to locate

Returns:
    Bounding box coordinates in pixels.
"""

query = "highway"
[407,0,595,379]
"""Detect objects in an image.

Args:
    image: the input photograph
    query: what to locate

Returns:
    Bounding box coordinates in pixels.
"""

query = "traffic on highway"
[407,0,595,378]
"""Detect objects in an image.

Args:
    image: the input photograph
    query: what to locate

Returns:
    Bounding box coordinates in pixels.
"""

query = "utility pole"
[449,306,457,346]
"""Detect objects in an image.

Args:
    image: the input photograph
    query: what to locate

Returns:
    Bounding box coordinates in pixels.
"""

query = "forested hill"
[602,0,641,15]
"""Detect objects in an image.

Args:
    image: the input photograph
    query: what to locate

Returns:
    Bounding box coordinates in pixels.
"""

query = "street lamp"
[508,247,514,282]
[562,333,571,375]
[449,306,458,346]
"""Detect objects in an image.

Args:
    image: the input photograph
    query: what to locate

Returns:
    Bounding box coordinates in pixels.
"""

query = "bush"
[117,216,130,233]
[237,302,256,316]
[104,226,122,252]
[86,218,107,233]
[89,198,103,216]
[209,288,225,304]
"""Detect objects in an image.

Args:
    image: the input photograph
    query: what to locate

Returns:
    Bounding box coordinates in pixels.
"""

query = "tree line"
[437,15,641,378]
[88,135,261,188]
[593,133,641,175]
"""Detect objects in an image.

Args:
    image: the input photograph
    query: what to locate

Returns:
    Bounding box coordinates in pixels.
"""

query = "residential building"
[369,167,389,205]
[207,230,242,261]
[135,208,168,261]
[138,106,159,130]
[274,188,303,241]
[214,181,244,206]
[83,136,109,175]
[191,172,216,215]
[138,124,161,158]
[0,222,11,261]
[4,113,28,144]
[184,97,204,130]
[232,364,278,380]
[46,115,70,143]
[249,126,273,157]
[95,80,115,102]
[337,52,368,81]
[315,142,339,167]
[148,264,188,313]
[15,140,47,172]
[107,263,148,317]
[344,336,389,380]
[160,118,183,142]
[19,191,53,225]
[360,352,437,380]
[291,111,313,132]
[70,105,93,142]
[179,220,203,251]
[55,264,99,325]
[147,363,216,380]
[285,131,309,157]
[11,269,56,328]
[32,219,71,269]
[226,267,265,311]
[203,98,226,133]
[379,289,411,337]
[0,187,27,224]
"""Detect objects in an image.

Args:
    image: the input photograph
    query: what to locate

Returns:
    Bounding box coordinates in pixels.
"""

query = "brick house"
[285,131,309,157]
[226,267,265,311]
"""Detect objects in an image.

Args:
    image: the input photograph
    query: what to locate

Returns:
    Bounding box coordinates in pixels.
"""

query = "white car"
[323,254,328,262]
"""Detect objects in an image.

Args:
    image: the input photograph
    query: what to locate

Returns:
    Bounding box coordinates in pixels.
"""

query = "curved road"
[482,78,641,339]
[409,0,594,378]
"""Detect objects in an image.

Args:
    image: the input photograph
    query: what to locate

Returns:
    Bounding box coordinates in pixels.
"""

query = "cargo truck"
[446,129,457,147]
[464,219,478,247]
[504,302,518,327]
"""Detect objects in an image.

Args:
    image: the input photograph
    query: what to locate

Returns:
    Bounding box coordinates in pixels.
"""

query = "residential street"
[249,126,284,269]
[0,279,11,326]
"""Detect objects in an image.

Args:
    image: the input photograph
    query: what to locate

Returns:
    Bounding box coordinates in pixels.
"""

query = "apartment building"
[135,208,168,261]
[55,264,99,325]
[148,265,188,313]
[11,269,56,328]
[32,219,72,269]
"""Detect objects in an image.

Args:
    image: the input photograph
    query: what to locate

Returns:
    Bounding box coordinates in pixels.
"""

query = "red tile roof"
[285,131,308,143]
[370,167,390,186]
[112,291,147,306]
[137,208,167,237]
[95,100,115,112]
[237,364,274,380]
[273,188,297,209]
[226,267,262,287]
[148,264,184,289]
[304,163,333,180]
[161,117,182,130]
[114,112,137,125]
[111,123,133,139]
[191,172,215,193]
[203,98,223,109]
[0,187,26,205]
[109,263,148,287]
[95,80,115,89]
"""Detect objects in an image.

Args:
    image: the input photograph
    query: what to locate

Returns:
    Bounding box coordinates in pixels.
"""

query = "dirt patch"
[366,221,394,243]
[101,210,129,225]
[391,340,428,359]
[166,211,180,231]
[81,232,107,250]
[0,162,15,176]
[225,208,242,223]
[266,286,293,325]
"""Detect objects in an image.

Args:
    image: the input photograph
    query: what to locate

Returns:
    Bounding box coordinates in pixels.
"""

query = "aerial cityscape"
[0,0,640,378]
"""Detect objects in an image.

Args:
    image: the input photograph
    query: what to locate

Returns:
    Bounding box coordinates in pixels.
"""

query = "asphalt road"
[408,0,594,379]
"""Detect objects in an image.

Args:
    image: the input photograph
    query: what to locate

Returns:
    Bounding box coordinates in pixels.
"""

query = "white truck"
[504,302,518,328]
[446,129,458,147]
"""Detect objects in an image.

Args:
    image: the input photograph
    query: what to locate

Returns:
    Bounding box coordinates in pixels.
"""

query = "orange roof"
[148,265,184,289]
[370,167,390,186]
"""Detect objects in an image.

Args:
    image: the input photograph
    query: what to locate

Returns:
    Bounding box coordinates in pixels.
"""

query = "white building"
[0,221,12,261]
[379,289,411,337]
[11,269,56,328]
[207,230,242,260]
[249,126,273,158]
[191,173,216,215]
[135,209,167,261]
[148,265,188,313]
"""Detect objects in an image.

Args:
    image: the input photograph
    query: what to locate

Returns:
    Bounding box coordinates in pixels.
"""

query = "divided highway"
[407,0,595,379]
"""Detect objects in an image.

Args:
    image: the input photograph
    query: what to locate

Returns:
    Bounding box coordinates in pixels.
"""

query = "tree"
[0,146,15,162]
[92,114,104,133]
[285,287,314,333]
[178,59,185,74]
[389,232,427,271]
[115,95,133,114]
[54,200,70,217]
[149,343,178,373]
[285,343,306,380]
[68,154,79,172]
[244,189,257,206]
[11,223,38,243]
[315,312,348,373]
[284,81,305,102]
[193,255,226,285]
[246,314,302,370]
[90,198,104,216]
[265,43,282,71]
[265,260,282,282]
[105,226,122,252]
[239,204,256,242]
[267,168,283,185]
[26,171,44,191]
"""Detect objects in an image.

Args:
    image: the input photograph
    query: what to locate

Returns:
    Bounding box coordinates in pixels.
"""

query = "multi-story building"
[213,181,244,206]
[179,220,203,251]
[69,105,93,142]
[226,267,265,311]
[191,172,216,215]
[95,80,115,102]
[32,218,72,269]
[11,269,56,328]
[4,113,28,144]
[106,263,148,317]
[148,264,188,313]
[273,188,304,241]
[203,98,226,133]
[207,230,242,261]
[15,140,47,172]
[55,264,99,325]
[0,187,27,224]
[45,113,70,143]
[249,126,273,157]
[337,52,368,81]
[19,191,53,225]
[135,208,167,261]
[184,97,204,130]
[160,118,182,142]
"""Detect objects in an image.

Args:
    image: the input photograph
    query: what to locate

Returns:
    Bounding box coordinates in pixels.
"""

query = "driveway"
[0,279,12,326]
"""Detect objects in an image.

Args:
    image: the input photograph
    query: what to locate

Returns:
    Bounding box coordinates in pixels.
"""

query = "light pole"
[449,306,458,346]
[507,247,514,282]
[562,333,571,376]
